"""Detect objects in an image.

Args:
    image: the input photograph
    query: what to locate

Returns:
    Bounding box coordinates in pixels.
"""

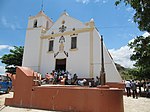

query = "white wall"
[40,32,90,78]
[93,29,122,82]
[40,14,91,77]
[93,29,101,78]
[22,29,42,72]
[22,12,53,72]
[67,32,90,78]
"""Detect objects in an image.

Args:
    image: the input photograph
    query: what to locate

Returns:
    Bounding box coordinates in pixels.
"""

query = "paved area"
[0,92,150,112]
[124,96,150,112]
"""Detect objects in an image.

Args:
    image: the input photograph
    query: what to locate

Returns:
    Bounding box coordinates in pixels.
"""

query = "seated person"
[77,79,87,86]
[89,78,95,87]
[72,74,78,85]
[33,72,42,86]
[41,73,51,84]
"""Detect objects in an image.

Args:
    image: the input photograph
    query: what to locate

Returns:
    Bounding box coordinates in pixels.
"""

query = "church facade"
[22,11,122,82]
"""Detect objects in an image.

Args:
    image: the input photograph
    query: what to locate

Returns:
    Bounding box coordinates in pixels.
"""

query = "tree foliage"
[115,0,150,79]
[128,35,150,79]
[115,0,150,32]
[128,36,150,67]
[0,46,24,74]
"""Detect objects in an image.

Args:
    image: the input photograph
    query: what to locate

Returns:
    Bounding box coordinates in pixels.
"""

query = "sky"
[0,0,146,74]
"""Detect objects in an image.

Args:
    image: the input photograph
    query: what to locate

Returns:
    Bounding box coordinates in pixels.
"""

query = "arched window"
[46,21,49,29]
[33,19,37,28]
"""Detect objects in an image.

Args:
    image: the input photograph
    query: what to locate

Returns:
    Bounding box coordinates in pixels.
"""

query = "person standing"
[67,72,72,85]
[131,80,138,99]
[90,78,95,87]
[95,76,100,86]
[138,81,142,96]
[125,80,131,97]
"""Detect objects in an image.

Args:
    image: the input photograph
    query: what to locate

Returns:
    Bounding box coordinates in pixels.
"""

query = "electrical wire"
[0,25,136,31]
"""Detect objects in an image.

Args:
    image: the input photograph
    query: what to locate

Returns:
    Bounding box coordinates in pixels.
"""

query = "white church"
[22,11,122,82]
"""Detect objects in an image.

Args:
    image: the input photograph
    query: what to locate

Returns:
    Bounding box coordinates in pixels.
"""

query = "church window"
[49,40,54,51]
[71,37,77,49]
[33,19,37,28]
[46,21,49,29]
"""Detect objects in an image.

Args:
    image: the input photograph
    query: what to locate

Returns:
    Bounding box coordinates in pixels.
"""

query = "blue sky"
[0,0,146,74]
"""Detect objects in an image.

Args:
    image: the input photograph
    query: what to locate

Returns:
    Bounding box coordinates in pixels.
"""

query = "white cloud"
[101,0,108,3]
[109,45,135,68]
[1,16,21,30]
[1,16,7,26]
[125,7,136,24]
[126,7,133,12]
[76,0,108,4]
[0,45,14,51]
[143,32,150,37]
[0,66,5,74]
[94,0,100,3]
[76,0,90,4]
[128,18,134,23]
[108,32,150,68]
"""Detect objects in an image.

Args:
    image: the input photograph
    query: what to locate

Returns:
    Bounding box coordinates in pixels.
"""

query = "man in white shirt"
[125,80,131,97]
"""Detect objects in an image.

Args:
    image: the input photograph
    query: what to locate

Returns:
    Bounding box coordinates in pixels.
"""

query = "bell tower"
[22,11,53,72]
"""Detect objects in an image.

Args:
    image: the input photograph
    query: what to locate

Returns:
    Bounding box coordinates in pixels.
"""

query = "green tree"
[129,36,150,68]
[115,0,150,32]
[115,0,150,79]
[0,46,24,74]
[128,36,150,79]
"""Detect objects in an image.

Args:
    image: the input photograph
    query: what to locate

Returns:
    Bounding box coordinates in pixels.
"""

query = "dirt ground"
[124,95,150,112]
[0,92,150,112]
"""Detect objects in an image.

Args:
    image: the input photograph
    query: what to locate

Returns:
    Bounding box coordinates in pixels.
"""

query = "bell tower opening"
[33,19,38,28]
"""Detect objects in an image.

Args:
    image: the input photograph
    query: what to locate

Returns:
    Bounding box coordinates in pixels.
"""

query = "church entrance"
[55,58,66,71]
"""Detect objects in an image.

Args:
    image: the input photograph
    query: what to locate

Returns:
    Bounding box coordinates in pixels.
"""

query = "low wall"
[106,82,125,89]
[5,67,124,112]
[32,86,124,112]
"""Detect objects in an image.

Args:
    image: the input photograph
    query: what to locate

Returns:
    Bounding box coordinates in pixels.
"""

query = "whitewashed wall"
[93,29,122,82]
[22,12,53,72]
[40,14,91,77]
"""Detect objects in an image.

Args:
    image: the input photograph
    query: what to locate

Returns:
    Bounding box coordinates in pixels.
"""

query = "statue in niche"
[59,43,64,52]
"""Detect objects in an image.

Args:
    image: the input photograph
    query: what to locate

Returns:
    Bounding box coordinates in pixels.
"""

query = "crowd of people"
[35,70,101,87]
[125,80,150,98]
[36,70,150,99]
[41,70,78,85]
[34,70,150,98]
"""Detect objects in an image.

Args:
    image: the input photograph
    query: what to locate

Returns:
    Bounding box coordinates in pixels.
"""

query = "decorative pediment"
[43,13,90,38]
